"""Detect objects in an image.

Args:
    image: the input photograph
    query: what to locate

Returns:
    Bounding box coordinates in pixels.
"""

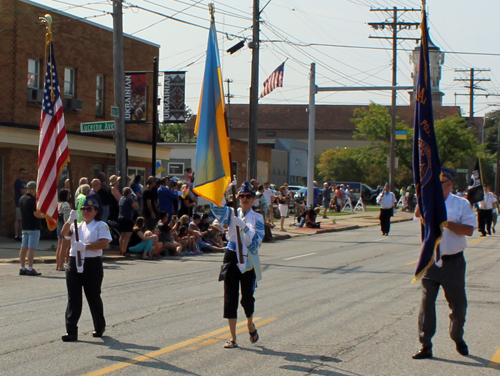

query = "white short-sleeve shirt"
[69,220,112,257]
[440,193,477,256]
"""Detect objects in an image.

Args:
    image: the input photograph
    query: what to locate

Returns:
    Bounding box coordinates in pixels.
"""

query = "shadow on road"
[241,346,357,375]
[431,354,493,368]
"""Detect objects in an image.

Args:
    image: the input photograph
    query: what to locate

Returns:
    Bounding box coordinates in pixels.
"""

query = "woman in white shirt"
[60,196,112,342]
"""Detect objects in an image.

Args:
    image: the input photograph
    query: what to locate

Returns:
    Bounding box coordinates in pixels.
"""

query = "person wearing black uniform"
[60,196,112,342]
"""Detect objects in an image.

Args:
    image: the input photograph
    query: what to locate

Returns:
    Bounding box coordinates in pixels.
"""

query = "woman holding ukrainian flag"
[193,5,265,349]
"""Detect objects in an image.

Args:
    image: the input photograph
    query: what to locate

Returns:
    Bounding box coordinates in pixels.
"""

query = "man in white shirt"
[412,167,476,360]
[478,185,496,236]
[376,184,396,236]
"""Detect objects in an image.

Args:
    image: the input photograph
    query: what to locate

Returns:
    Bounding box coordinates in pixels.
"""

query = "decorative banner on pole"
[124,72,147,123]
[163,71,186,123]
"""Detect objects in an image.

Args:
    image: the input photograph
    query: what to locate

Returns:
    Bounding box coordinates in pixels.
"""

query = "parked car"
[361,184,379,204]
[287,185,305,195]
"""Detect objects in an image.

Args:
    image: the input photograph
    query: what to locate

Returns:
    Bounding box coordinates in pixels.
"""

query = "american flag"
[259,62,285,98]
[36,42,70,231]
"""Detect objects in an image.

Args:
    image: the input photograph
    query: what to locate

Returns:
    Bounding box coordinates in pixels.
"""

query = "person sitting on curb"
[156,212,184,256]
[128,217,156,260]
[291,207,321,228]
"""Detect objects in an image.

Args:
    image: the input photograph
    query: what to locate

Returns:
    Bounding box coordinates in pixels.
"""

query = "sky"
[31,0,500,119]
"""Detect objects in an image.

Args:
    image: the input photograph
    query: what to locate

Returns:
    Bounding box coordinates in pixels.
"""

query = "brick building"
[0,0,169,236]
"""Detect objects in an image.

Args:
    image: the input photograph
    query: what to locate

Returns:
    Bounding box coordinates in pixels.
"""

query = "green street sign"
[111,106,119,117]
[80,121,115,133]
[456,169,468,173]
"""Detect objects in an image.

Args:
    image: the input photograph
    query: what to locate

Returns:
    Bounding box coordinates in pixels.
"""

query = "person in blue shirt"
[130,175,143,209]
[157,177,189,218]
[305,181,320,207]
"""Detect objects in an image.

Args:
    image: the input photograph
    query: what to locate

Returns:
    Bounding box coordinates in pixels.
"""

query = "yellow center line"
[488,346,500,368]
[406,237,485,266]
[83,317,267,376]
[185,317,278,351]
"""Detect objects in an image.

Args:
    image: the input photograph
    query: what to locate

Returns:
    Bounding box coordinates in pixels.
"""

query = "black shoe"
[61,333,78,342]
[15,236,22,242]
[26,268,41,276]
[456,341,469,356]
[19,269,27,276]
[412,347,433,359]
[488,231,492,236]
[92,329,105,338]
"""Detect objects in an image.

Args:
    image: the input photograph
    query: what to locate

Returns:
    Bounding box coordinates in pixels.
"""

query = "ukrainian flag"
[412,8,447,282]
[193,21,231,206]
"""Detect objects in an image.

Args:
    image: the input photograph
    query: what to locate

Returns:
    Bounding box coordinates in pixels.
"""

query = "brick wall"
[1,0,158,143]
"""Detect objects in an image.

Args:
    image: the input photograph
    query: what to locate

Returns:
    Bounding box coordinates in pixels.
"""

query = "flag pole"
[209,3,244,263]
[40,15,81,267]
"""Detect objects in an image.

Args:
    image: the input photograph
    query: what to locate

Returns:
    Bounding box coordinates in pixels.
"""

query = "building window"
[96,75,104,116]
[64,67,75,98]
[168,162,184,176]
[93,164,103,178]
[127,167,145,183]
[27,59,40,89]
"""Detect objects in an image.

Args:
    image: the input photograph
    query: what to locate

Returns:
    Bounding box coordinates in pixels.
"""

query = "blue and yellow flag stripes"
[412,7,448,283]
[193,20,231,206]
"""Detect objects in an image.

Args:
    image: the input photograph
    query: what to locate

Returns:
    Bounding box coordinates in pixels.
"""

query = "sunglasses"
[239,194,254,199]
[441,180,451,184]
[81,206,95,212]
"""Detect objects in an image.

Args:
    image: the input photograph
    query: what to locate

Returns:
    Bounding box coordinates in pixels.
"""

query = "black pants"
[379,208,393,234]
[223,250,256,319]
[418,253,467,348]
[478,209,492,235]
[65,257,105,335]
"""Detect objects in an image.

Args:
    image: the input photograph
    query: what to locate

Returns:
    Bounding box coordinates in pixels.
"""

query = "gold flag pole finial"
[208,2,215,22]
[40,14,55,101]
[39,14,53,43]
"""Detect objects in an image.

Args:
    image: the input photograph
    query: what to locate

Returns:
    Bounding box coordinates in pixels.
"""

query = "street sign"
[111,106,119,117]
[80,121,115,133]
[456,169,468,173]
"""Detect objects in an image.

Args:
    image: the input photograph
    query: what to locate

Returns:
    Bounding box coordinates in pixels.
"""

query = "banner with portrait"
[125,72,147,123]
[163,71,186,123]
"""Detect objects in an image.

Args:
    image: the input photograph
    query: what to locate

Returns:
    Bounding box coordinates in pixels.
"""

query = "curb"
[0,217,413,264]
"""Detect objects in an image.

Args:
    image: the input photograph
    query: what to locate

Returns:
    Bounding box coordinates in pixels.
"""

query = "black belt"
[441,251,463,261]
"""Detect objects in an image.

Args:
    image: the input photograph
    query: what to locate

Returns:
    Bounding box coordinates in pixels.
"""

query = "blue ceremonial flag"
[193,19,231,206]
[412,8,448,283]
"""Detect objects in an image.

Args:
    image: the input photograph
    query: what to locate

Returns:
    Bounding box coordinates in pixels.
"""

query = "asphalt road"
[1,221,500,376]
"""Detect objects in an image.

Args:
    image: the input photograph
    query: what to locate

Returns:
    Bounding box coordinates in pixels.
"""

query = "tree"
[159,123,195,143]
[434,114,478,167]
[317,147,365,182]
[484,109,500,155]
[351,102,413,172]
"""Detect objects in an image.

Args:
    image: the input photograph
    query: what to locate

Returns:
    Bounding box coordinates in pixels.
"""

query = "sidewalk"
[0,209,414,263]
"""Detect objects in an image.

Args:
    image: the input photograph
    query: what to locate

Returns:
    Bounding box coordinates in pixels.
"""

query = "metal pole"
[152,57,159,177]
[247,0,259,180]
[389,6,397,191]
[113,0,127,190]
[496,122,500,195]
[307,63,316,208]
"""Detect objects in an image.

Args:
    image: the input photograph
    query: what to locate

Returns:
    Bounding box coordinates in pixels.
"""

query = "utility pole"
[368,7,420,191]
[151,57,159,177]
[248,0,260,180]
[225,78,234,136]
[307,63,316,208]
[454,68,491,128]
[113,0,127,190]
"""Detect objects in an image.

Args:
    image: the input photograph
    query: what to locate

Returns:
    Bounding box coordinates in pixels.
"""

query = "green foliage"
[434,114,478,166]
[317,147,365,182]
[484,109,500,155]
[317,103,480,189]
[159,123,195,143]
